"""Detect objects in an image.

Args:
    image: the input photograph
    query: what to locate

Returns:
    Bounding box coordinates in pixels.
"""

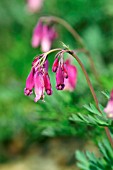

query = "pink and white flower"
[24,67,35,96]
[56,64,65,90]
[34,72,45,102]
[24,52,77,102]
[32,21,57,52]
[43,72,52,95]
[32,21,43,48]
[24,57,52,102]
[64,59,77,91]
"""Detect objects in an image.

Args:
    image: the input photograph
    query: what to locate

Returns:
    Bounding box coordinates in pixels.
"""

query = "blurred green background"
[0,0,113,169]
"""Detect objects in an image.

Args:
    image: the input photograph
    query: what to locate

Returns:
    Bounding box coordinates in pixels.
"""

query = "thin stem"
[41,16,84,47]
[105,127,113,148]
[41,16,100,83]
[67,50,113,148]
[45,48,62,55]
[67,50,100,110]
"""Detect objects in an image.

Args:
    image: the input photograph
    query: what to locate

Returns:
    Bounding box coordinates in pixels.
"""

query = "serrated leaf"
[70,112,111,127]
[76,139,113,170]
[101,91,110,99]
[84,104,100,116]
[60,41,69,50]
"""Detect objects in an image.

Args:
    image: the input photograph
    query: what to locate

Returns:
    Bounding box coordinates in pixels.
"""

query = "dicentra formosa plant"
[24,16,113,159]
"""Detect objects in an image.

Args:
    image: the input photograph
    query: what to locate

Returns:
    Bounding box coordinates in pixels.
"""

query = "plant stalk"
[67,50,113,148]
[41,16,100,83]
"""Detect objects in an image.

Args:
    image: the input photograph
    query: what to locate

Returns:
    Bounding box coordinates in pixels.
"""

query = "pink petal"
[44,59,49,73]
[32,21,43,48]
[52,57,59,72]
[56,64,65,90]
[62,63,68,79]
[34,72,44,102]
[48,27,58,41]
[24,68,34,96]
[43,73,52,95]
[41,25,52,52]
[64,59,77,91]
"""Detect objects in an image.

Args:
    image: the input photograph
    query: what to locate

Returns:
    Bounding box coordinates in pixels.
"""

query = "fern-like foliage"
[69,103,112,127]
[76,139,113,170]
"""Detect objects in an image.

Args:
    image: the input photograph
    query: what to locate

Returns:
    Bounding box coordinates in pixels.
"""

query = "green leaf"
[75,139,113,170]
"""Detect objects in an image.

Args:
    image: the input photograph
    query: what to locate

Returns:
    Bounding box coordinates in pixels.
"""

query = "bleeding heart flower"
[24,57,52,102]
[24,67,35,96]
[31,21,57,52]
[34,72,45,102]
[64,59,77,91]
[56,64,65,90]
[32,21,43,48]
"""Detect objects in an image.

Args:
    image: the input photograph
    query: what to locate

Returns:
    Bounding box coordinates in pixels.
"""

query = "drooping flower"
[24,67,35,96]
[43,73,52,95]
[52,57,59,72]
[41,25,52,52]
[44,59,49,73]
[34,72,45,102]
[32,21,43,48]
[24,56,53,102]
[31,21,57,52]
[61,63,68,79]
[24,50,77,102]
[104,89,113,119]
[26,0,44,13]
[64,59,77,91]
[43,59,52,95]
[56,64,65,90]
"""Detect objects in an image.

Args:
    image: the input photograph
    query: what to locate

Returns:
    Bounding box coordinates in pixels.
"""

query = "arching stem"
[41,16,84,47]
[66,50,113,148]
[41,16,100,83]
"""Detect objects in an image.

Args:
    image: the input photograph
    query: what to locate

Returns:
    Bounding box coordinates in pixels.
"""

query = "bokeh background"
[0,0,113,169]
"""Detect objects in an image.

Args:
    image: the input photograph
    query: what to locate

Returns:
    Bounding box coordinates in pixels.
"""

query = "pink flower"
[64,59,77,91]
[41,25,52,52]
[31,21,57,52]
[61,63,68,79]
[104,89,113,119]
[41,25,58,52]
[32,21,43,48]
[52,57,59,72]
[44,59,49,73]
[56,64,65,90]
[24,67,35,96]
[24,52,77,102]
[24,58,53,102]
[43,73,52,95]
[34,72,45,102]
[27,0,43,13]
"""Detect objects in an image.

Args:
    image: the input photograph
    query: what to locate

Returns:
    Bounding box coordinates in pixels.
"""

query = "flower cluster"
[32,20,57,52]
[104,89,113,119]
[24,51,77,102]
[52,54,77,91]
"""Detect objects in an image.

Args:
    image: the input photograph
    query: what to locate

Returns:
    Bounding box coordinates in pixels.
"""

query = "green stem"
[41,16,100,83]
[45,48,62,55]
[41,16,84,47]
[67,50,113,148]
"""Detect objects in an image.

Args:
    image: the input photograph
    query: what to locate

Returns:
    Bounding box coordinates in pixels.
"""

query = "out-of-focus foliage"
[0,0,113,164]
[70,103,112,127]
[76,139,113,170]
